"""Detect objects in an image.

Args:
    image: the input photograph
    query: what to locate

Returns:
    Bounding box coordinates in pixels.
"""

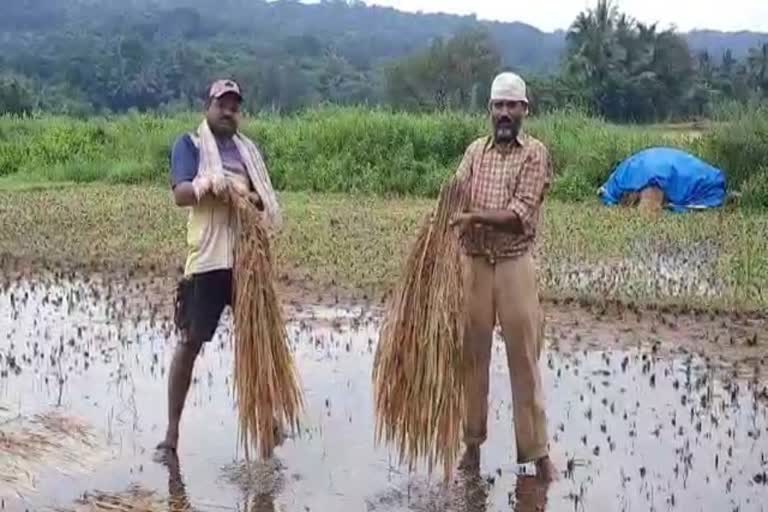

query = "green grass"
[0,176,77,192]
[1,184,765,311]
[2,107,766,205]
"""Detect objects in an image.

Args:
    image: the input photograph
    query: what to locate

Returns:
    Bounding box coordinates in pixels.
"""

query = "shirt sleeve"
[507,143,553,235]
[170,134,199,189]
[455,138,485,181]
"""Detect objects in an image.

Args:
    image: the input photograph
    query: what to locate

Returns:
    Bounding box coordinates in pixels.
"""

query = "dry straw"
[232,196,303,460]
[1,411,104,498]
[57,486,165,512]
[373,177,470,478]
[57,485,233,512]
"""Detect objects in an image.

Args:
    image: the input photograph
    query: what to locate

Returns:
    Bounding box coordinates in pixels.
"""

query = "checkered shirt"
[456,134,552,261]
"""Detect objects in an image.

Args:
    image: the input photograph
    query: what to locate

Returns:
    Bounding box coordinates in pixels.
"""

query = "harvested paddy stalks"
[232,195,303,460]
[59,487,162,512]
[372,177,469,478]
[1,411,104,497]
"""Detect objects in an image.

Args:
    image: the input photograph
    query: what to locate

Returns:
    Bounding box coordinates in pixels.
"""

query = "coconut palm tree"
[565,0,698,121]
[747,43,768,96]
[566,0,620,83]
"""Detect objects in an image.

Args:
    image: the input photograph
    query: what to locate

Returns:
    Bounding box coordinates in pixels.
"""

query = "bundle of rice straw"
[373,176,469,478]
[1,411,105,498]
[232,195,303,460]
[60,486,163,512]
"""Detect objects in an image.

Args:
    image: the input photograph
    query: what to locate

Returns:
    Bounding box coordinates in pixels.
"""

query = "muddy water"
[1,273,767,511]
[545,239,725,301]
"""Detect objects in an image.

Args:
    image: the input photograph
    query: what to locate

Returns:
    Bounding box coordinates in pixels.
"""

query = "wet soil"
[1,270,767,511]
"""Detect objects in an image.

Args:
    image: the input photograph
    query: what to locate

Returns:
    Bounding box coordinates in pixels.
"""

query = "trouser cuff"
[517,445,549,464]
[463,434,487,447]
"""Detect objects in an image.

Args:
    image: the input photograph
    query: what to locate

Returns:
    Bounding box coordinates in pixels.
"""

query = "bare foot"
[514,475,550,509]
[153,444,179,466]
[535,456,557,482]
[156,436,178,453]
[458,445,481,472]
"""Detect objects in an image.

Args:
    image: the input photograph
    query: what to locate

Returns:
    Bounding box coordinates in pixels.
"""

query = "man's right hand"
[210,175,228,198]
[450,212,476,237]
[192,176,213,201]
[192,175,232,203]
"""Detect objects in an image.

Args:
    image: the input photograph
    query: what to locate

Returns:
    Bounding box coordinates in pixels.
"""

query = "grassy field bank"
[1,185,765,311]
[1,107,767,207]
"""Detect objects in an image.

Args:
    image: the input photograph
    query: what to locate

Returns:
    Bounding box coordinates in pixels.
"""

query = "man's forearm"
[470,209,524,234]
[173,182,199,207]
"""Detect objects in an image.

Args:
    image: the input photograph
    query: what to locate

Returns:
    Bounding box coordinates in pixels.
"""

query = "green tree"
[0,0,766,116]
[747,43,768,96]
[0,74,36,115]
[385,28,501,111]
[565,0,696,122]
[566,1,620,86]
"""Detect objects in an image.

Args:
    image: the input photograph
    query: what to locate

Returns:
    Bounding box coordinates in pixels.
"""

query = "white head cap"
[490,72,528,104]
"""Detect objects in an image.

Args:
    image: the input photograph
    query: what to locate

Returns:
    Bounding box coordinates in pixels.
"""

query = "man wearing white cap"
[158,79,282,453]
[450,72,555,480]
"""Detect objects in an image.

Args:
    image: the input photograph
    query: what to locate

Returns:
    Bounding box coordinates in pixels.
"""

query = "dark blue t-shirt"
[169,134,200,188]
[170,134,262,188]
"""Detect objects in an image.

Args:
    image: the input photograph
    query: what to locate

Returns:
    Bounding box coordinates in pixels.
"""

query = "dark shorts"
[174,269,233,343]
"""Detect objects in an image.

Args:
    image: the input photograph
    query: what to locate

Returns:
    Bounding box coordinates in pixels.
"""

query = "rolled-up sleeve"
[507,144,552,235]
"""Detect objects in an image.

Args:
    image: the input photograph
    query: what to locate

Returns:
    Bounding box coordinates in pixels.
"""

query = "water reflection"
[161,451,280,512]
[162,452,194,512]
[2,272,766,512]
[461,473,550,512]
[363,470,551,512]
[512,476,549,512]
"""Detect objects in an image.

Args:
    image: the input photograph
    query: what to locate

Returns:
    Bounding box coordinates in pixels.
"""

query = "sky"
[363,0,768,33]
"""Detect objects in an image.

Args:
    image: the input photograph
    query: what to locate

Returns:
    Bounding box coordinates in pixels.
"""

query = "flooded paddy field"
[1,270,767,511]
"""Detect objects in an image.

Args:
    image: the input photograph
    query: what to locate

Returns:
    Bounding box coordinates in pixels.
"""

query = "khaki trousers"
[462,252,548,463]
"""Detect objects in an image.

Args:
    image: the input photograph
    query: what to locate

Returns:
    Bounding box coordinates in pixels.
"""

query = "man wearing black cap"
[158,79,281,452]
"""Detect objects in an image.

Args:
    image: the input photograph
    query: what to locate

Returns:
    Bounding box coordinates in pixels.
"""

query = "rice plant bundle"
[372,177,469,478]
[232,196,303,460]
[61,486,163,512]
[1,412,104,498]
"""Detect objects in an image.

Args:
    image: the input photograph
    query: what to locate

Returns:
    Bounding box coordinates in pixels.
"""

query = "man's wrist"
[468,211,483,224]
[192,182,204,202]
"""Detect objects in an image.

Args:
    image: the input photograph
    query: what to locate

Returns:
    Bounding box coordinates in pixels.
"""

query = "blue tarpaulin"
[599,147,727,212]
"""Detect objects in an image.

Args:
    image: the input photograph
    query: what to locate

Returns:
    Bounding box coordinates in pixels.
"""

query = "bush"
[698,105,768,194]
[739,170,768,210]
[0,106,765,207]
[529,109,682,199]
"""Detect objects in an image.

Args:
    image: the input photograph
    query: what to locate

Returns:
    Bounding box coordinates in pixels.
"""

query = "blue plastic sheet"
[599,147,727,212]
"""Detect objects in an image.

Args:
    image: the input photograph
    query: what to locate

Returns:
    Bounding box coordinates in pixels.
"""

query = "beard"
[209,116,238,137]
[493,116,522,143]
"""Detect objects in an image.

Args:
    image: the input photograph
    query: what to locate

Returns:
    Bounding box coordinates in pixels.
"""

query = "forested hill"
[1,0,766,114]
[4,1,765,67]
[1,0,564,73]
[686,30,768,60]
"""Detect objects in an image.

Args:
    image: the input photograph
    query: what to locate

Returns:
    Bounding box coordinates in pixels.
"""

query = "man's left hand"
[450,212,476,234]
